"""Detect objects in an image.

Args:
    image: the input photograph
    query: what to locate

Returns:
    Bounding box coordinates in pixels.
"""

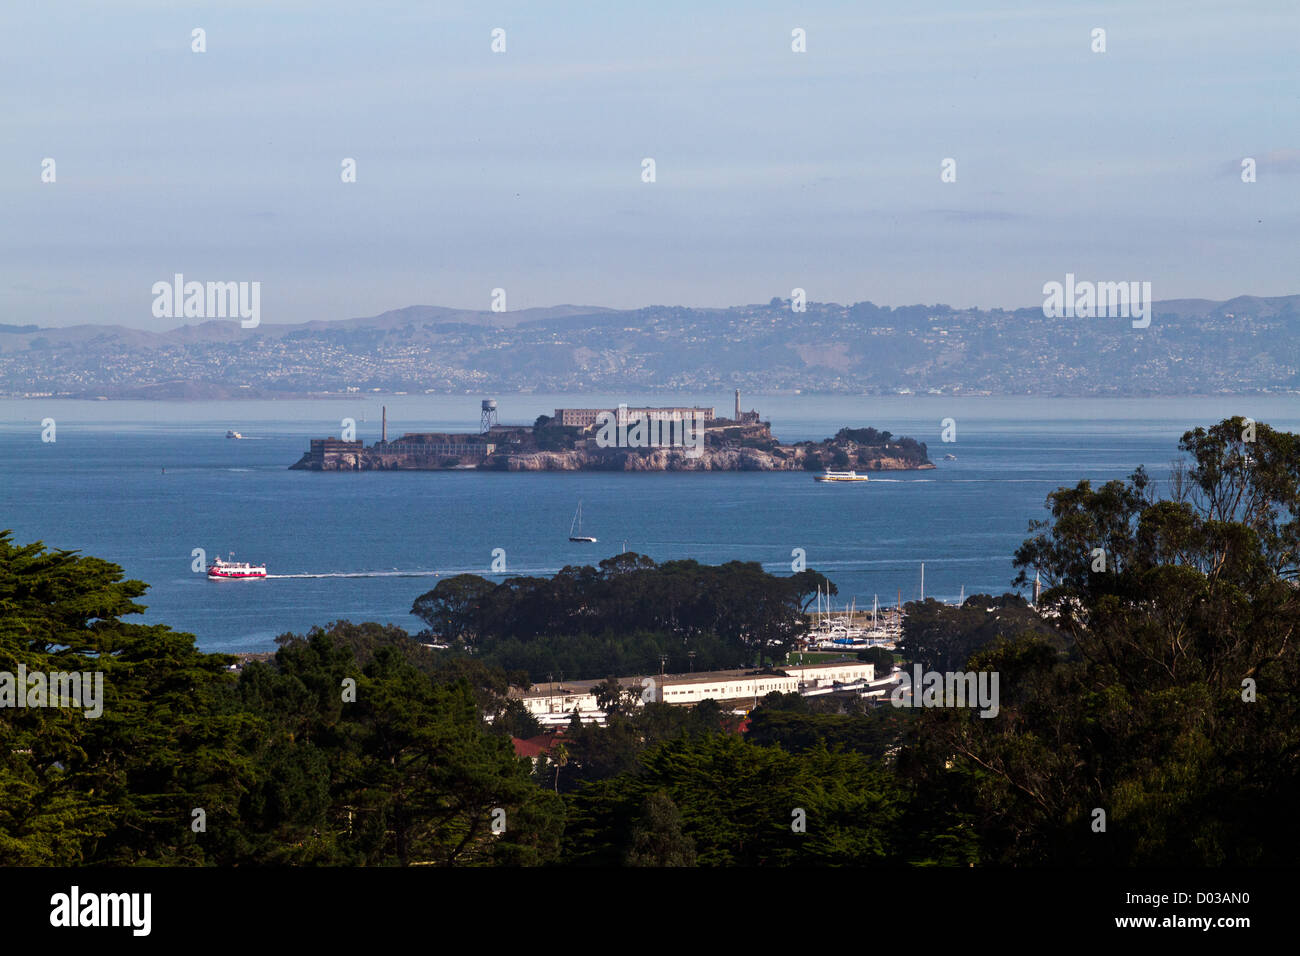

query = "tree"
[855,646,895,671]
[264,636,563,866]
[789,569,837,612]
[428,555,822,681]
[897,595,1065,672]
[906,418,1300,865]
[562,733,916,866]
[624,790,696,866]
[492,698,542,739]
[593,677,635,719]
[410,574,496,646]
[0,532,256,865]
[549,743,569,794]
[0,533,567,867]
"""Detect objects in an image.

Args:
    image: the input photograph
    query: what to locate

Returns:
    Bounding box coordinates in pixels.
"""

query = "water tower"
[481,398,498,433]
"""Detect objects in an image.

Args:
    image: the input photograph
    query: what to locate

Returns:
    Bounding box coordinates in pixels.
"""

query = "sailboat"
[569,501,597,543]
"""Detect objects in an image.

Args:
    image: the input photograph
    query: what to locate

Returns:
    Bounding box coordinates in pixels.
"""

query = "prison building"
[552,406,716,428]
[303,437,365,468]
[382,433,496,459]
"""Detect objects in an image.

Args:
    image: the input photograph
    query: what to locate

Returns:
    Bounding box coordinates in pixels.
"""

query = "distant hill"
[2,295,1297,397]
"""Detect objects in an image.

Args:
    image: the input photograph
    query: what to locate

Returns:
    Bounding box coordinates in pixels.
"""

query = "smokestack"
[382,405,387,444]
[734,388,740,420]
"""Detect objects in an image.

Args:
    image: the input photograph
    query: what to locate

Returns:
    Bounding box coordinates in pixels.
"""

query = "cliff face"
[506,447,934,471]
[506,448,780,471]
[293,444,934,472]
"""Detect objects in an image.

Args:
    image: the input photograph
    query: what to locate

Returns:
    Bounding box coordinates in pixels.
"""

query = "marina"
[804,588,901,650]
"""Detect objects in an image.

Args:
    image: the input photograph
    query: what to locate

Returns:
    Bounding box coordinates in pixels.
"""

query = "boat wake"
[862,478,1060,484]
[267,570,445,579]
[266,565,566,580]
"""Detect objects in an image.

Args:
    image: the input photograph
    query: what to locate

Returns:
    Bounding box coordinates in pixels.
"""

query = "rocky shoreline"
[499,447,935,472]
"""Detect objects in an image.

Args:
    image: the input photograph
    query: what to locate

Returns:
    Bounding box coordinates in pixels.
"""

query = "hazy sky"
[3,0,1297,330]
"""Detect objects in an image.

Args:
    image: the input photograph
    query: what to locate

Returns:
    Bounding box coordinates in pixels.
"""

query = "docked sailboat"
[805,588,898,648]
[569,501,597,543]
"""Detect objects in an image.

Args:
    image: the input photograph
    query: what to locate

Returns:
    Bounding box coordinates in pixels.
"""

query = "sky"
[2,0,1297,330]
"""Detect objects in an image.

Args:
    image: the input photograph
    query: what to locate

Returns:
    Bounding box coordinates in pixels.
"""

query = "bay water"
[1,393,1292,653]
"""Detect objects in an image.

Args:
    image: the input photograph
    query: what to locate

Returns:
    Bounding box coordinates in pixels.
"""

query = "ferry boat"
[226,430,244,439]
[814,469,868,482]
[207,555,267,579]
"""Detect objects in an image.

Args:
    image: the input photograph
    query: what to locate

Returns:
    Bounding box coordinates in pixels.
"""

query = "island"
[290,395,935,472]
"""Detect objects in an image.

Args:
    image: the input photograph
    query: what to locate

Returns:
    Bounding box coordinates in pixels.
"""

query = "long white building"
[514,660,876,721]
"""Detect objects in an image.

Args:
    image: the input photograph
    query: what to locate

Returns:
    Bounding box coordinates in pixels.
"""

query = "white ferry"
[226,430,244,439]
[207,555,267,579]
[814,470,868,482]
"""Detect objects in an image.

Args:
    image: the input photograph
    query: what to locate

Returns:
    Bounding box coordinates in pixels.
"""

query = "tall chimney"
[382,405,387,444]
[734,388,740,420]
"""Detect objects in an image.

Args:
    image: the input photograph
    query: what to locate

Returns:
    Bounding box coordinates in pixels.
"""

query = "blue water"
[1,394,1294,653]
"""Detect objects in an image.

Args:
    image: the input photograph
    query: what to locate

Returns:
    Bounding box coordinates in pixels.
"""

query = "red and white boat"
[207,555,267,579]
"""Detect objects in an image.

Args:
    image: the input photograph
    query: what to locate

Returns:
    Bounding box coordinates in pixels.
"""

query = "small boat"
[944,453,956,460]
[814,470,868,482]
[226,430,243,439]
[207,554,267,579]
[569,501,597,542]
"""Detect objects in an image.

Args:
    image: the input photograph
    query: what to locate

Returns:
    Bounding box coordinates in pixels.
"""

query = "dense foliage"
[411,555,834,678]
[898,593,1067,672]
[0,545,559,866]
[903,417,1300,864]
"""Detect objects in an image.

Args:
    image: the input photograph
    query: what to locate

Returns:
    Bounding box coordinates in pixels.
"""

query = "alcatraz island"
[289,392,934,472]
